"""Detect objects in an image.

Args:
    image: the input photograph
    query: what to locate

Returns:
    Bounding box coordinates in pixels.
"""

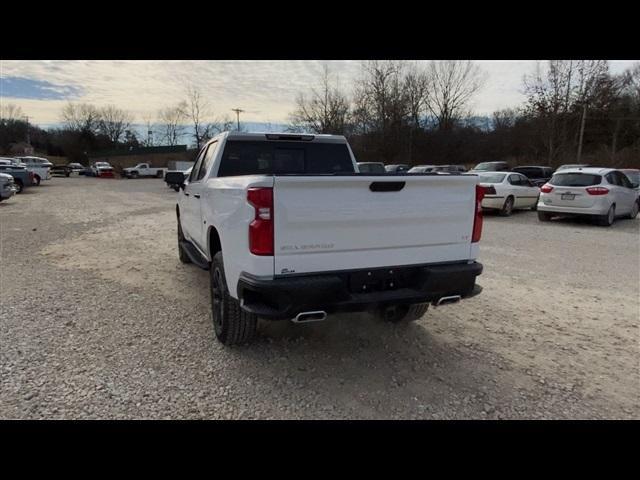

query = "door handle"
[184,191,190,196]
[194,194,201,199]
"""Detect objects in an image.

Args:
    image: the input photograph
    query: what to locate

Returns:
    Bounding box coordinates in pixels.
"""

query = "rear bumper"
[537,201,609,216]
[237,261,483,320]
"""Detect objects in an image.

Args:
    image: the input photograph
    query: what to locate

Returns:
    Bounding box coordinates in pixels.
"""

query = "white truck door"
[186,142,220,252]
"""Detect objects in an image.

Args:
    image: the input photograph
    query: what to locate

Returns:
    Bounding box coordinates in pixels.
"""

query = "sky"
[0,60,638,128]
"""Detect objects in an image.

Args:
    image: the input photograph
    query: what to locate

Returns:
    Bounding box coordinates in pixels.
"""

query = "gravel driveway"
[1,177,638,419]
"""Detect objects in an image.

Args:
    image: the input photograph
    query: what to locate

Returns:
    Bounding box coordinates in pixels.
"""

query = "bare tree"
[97,105,133,143]
[351,61,411,162]
[61,103,101,134]
[423,61,485,131]
[0,103,25,120]
[158,103,187,146]
[289,64,351,134]
[352,61,409,133]
[182,85,211,148]
[492,108,519,130]
[524,60,617,163]
[403,63,429,129]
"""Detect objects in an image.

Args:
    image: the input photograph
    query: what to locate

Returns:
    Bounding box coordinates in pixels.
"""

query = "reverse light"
[540,184,553,193]
[247,187,274,255]
[586,186,609,196]
[472,184,484,243]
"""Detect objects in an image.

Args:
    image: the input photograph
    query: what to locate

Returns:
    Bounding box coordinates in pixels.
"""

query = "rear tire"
[597,205,615,227]
[499,196,514,216]
[382,303,429,323]
[156,171,164,178]
[210,252,257,345]
[628,201,639,220]
[177,218,192,264]
[131,171,138,179]
[14,179,23,194]
[34,175,41,186]
[537,211,552,222]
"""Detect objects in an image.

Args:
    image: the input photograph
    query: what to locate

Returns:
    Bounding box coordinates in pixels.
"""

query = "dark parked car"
[470,161,511,172]
[357,162,386,174]
[385,164,410,173]
[511,166,554,187]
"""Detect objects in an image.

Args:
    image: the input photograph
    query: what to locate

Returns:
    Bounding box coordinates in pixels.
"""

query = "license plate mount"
[561,193,575,200]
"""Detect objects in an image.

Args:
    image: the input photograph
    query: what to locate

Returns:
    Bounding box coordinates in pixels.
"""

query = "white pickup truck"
[166,132,484,345]
[122,163,167,179]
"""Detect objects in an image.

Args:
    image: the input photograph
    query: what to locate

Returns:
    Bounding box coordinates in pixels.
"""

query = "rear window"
[478,173,506,183]
[549,173,602,187]
[217,141,354,177]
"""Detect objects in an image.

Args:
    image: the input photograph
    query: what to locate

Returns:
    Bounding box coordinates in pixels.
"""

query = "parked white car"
[476,171,540,216]
[537,167,639,226]
[88,162,115,177]
[122,163,167,179]
[167,131,484,345]
[16,156,53,185]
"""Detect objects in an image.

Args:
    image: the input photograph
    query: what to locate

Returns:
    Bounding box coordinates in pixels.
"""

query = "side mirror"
[631,182,639,189]
[165,171,186,189]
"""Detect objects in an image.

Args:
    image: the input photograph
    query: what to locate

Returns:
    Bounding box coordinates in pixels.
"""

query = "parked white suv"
[166,132,484,345]
[537,167,639,226]
[16,156,53,185]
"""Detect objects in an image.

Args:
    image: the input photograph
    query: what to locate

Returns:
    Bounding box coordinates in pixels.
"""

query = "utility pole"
[576,104,587,163]
[231,108,244,131]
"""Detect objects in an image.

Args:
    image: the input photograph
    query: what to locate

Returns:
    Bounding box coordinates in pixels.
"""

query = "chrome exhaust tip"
[291,311,327,323]
[434,295,462,307]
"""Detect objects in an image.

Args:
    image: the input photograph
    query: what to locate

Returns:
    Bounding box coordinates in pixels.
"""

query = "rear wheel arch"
[208,226,222,262]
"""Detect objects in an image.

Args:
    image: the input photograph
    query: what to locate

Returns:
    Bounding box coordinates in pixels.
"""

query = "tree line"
[1,61,638,168]
[289,60,640,168]
[0,84,233,162]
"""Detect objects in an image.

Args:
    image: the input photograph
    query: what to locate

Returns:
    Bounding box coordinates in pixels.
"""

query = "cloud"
[0,76,83,100]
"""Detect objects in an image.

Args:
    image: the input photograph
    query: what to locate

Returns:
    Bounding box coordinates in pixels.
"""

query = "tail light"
[482,185,496,195]
[247,187,274,255]
[472,184,484,243]
[586,186,609,196]
[540,184,553,193]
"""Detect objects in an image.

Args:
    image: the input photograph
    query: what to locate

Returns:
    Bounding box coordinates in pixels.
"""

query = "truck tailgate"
[273,175,478,276]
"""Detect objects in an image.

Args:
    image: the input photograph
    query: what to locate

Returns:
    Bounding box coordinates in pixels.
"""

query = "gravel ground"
[1,177,638,419]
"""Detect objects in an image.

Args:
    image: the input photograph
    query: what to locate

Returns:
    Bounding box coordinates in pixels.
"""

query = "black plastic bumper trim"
[237,261,483,320]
